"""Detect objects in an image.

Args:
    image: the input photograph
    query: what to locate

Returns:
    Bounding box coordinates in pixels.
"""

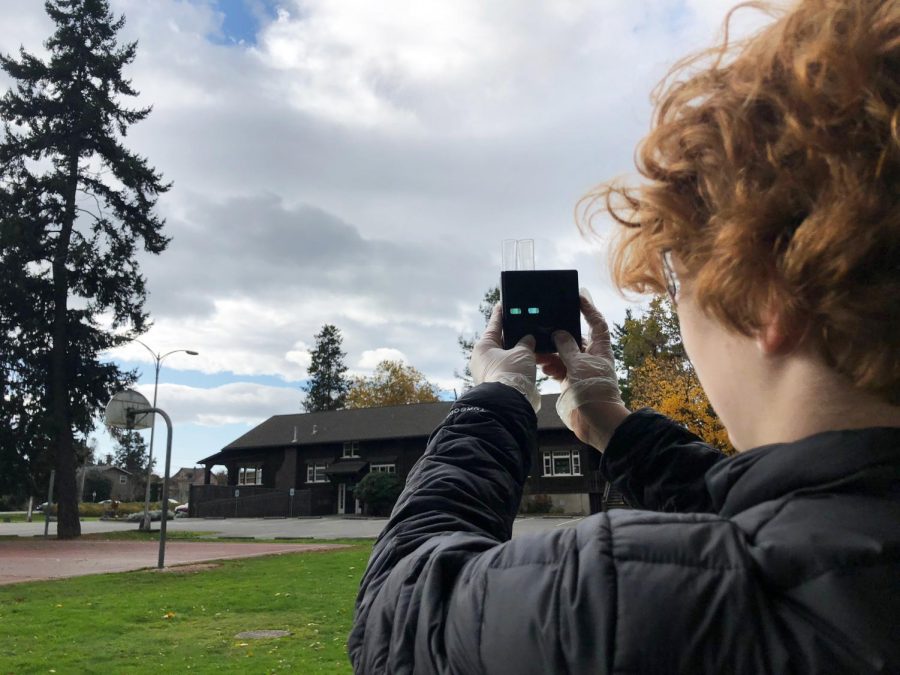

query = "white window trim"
[118,474,127,484]
[237,464,263,486]
[370,463,396,474]
[342,441,360,458]
[306,462,328,484]
[541,450,582,477]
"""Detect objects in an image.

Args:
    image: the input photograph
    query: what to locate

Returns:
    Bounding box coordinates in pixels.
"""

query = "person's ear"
[755,308,801,356]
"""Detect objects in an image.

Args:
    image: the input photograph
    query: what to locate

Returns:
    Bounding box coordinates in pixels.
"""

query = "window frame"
[306,462,328,484]
[342,441,360,458]
[541,449,582,477]
[370,463,396,474]
[237,464,263,486]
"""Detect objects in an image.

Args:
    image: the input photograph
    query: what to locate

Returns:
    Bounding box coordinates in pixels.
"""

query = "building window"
[238,464,263,485]
[370,463,396,474]
[307,463,328,483]
[342,441,360,458]
[541,450,582,477]
[118,475,127,484]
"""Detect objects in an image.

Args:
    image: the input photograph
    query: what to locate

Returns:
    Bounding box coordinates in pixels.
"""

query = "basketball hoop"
[104,389,154,430]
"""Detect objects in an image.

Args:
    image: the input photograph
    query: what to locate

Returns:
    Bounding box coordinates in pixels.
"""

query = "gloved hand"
[539,292,629,450]
[470,304,541,412]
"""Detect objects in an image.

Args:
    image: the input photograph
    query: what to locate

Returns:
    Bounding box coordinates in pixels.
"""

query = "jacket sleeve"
[600,408,726,513]
[348,387,794,674]
[348,382,537,673]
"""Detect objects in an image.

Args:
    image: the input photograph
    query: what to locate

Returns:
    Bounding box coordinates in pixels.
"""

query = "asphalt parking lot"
[0,514,585,540]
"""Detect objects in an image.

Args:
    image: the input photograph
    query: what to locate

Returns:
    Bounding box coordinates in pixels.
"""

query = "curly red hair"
[582,0,900,404]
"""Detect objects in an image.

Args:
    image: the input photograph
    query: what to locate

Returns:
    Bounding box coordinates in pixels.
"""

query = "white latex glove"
[470,304,541,412]
[543,292,629,450]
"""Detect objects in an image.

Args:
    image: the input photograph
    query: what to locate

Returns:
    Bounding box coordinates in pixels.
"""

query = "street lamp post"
[133,339,198,531]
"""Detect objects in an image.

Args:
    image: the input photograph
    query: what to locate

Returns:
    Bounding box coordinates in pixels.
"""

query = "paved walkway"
[0,514,584,540]
[0,539,347,585]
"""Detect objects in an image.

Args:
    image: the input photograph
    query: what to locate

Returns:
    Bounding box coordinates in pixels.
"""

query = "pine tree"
[302,324,350,412]
[0,0,170,537]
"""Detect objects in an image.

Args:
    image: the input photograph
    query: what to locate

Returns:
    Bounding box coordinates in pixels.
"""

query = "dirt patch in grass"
[156,562,222,574]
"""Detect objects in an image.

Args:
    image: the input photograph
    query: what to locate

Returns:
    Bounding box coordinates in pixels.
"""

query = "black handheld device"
[501,269,581,353]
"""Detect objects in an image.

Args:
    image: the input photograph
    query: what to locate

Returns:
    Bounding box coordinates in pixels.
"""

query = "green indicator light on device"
[509,308,522,315]
[528,307,540,314]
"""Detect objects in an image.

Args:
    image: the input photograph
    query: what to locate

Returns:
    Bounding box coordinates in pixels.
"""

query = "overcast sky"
[0,0,766,475]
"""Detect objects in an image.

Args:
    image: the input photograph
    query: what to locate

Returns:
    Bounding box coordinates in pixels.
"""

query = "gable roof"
[170,467,206,482]
[84,464,132,476]
[198,393,567,464]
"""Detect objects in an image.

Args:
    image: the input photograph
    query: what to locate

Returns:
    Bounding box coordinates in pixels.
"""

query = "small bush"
[354,472,403,516]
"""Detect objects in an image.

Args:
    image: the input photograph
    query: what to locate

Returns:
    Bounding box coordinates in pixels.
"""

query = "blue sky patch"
[206,0,280,46]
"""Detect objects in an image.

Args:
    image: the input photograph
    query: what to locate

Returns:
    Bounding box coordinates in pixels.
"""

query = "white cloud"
[3,0,774,414]
[132,381,301,427]
[357,348,408,370]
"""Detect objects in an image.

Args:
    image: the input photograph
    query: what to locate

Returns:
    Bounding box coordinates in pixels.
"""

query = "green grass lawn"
[0,539,375,674]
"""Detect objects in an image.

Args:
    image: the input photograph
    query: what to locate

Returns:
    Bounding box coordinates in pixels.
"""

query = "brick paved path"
[0,539,347,585]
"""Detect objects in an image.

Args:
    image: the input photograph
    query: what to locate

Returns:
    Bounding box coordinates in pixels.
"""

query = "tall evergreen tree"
[302,324,349,412]
[0,0,170,537]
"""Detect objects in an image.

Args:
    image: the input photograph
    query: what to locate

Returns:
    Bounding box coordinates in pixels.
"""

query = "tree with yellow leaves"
[346,360,441,409]
[614,298,734,454]
[630,355,733,453]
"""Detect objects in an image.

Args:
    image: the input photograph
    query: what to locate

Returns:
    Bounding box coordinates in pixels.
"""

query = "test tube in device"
[501,239,517,272]
[517,239,535,271]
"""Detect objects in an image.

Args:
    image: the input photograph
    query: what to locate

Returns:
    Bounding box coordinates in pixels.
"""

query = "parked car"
[126,509,175,522]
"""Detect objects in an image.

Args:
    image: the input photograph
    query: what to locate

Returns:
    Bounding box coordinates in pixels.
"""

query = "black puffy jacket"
[349,383,900,673]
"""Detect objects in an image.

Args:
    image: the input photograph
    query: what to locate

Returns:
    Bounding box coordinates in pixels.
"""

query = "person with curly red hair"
[350,2,900,671]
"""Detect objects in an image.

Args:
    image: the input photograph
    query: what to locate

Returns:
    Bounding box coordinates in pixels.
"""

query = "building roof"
[84,464,132,476]
[198,393,566,465]
[170,467,206,482]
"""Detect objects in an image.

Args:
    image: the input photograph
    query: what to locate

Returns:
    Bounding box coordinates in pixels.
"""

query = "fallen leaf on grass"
[162,611,176,620]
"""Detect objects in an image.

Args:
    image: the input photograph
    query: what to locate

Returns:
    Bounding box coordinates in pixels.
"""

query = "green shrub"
[354,472,403,516]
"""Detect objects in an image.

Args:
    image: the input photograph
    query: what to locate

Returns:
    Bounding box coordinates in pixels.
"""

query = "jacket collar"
[706,427,900,517]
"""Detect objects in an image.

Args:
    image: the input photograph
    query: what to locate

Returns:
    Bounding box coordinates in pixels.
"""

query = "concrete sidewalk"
[0,539,347,585]
[0,514,584,540]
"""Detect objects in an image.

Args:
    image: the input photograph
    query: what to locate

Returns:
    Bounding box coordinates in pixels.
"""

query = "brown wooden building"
[193,394,623,518]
